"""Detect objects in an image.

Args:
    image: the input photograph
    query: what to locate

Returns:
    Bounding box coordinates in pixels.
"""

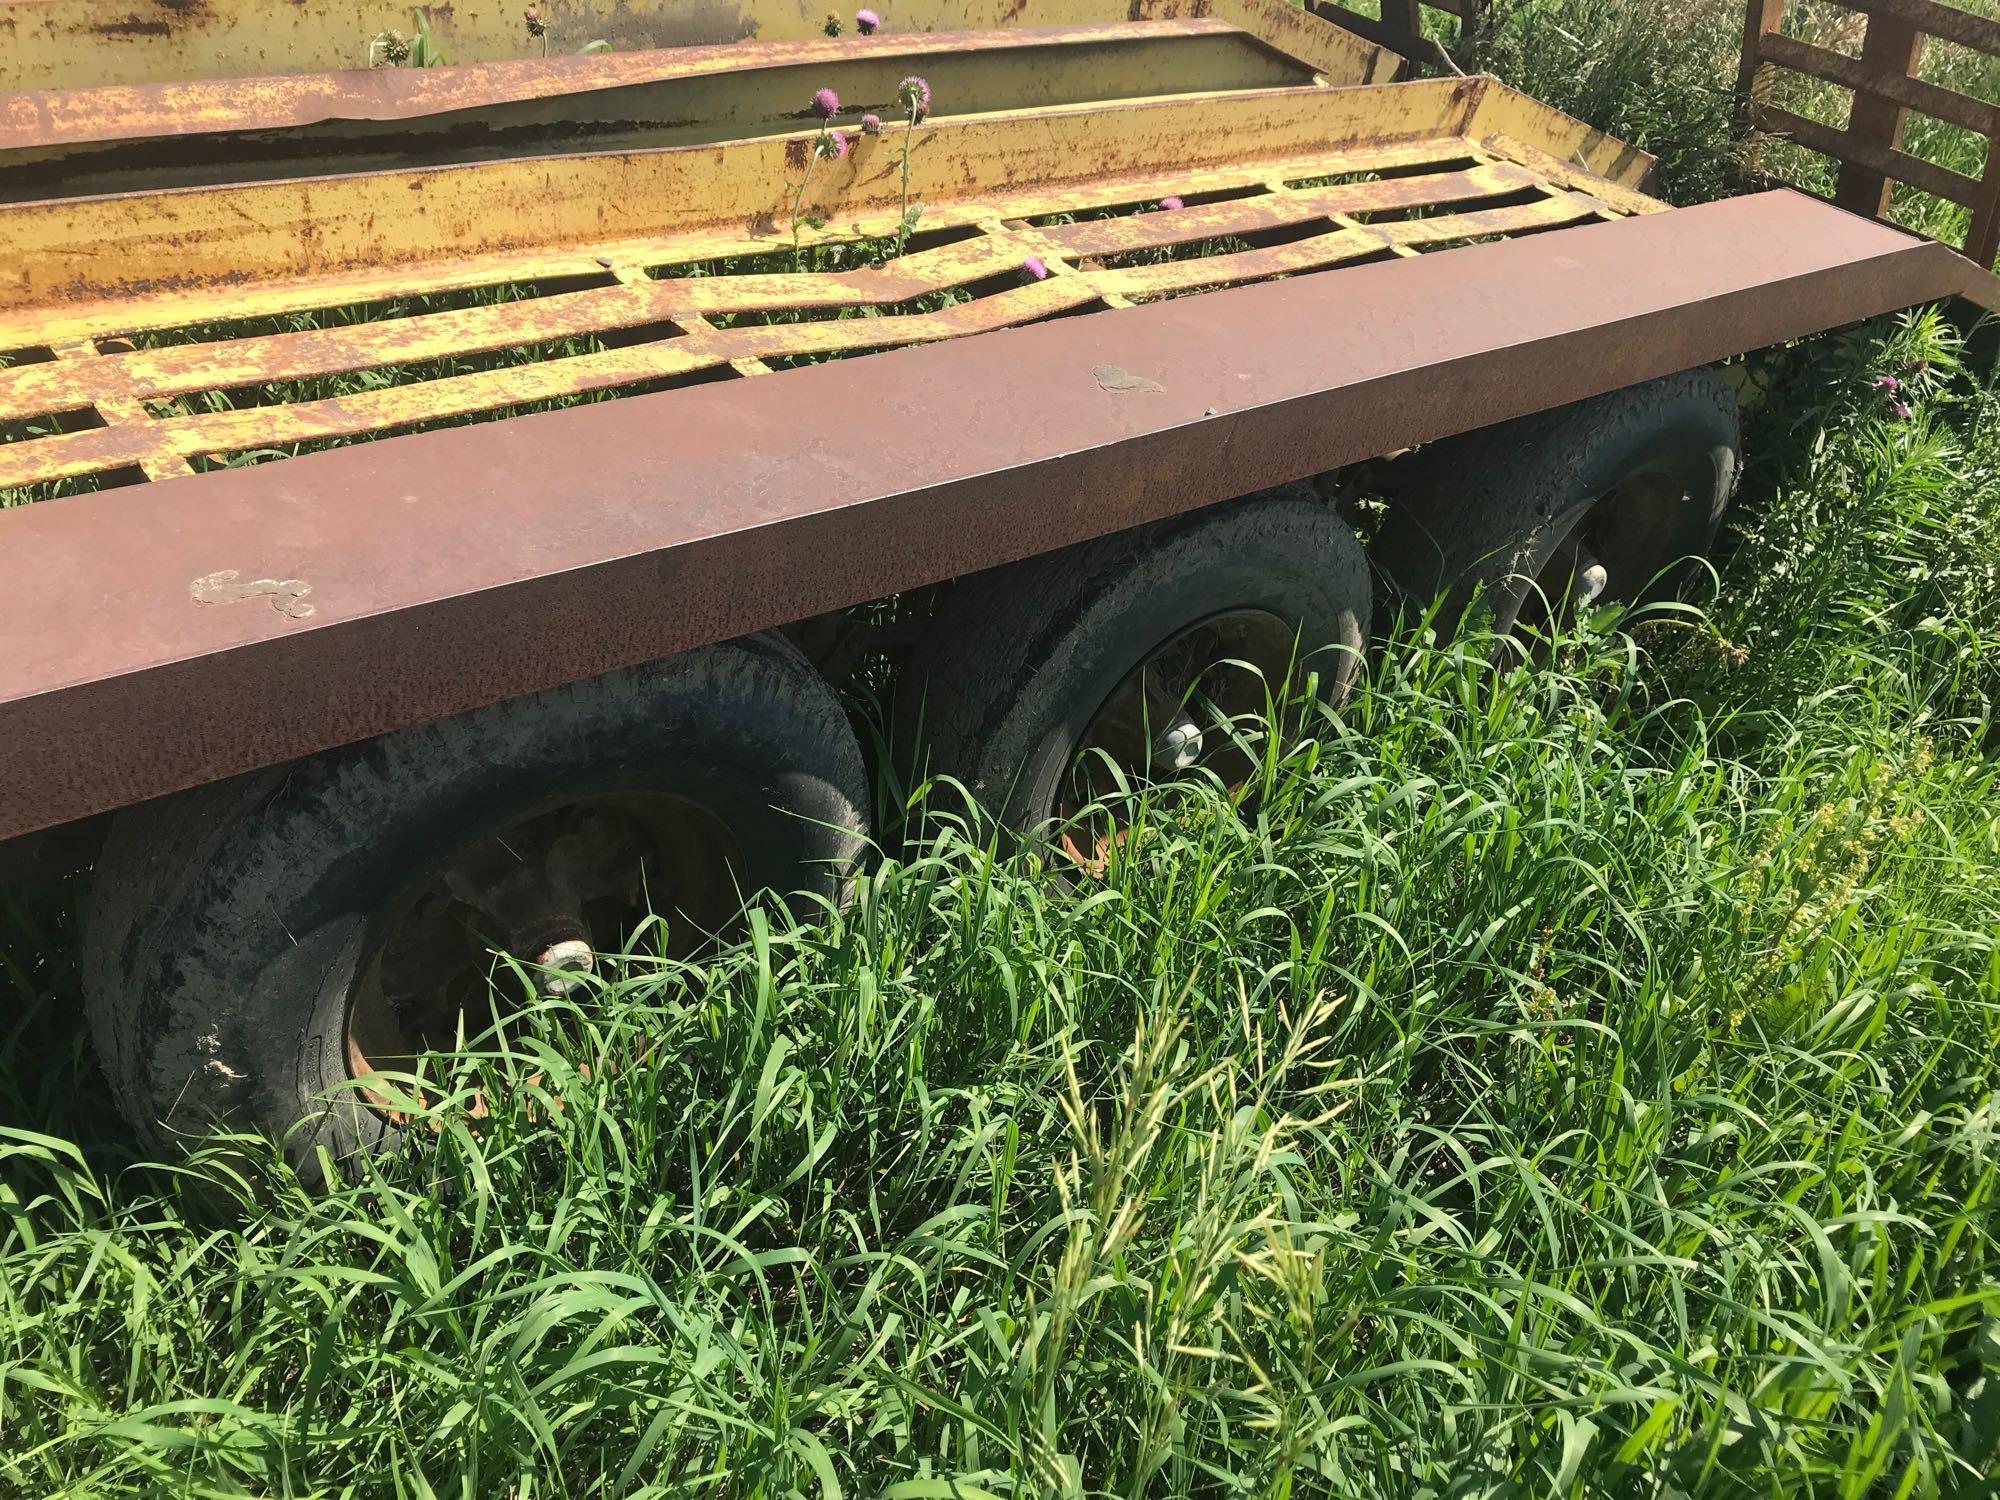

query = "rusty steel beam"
[0,190,1992,843]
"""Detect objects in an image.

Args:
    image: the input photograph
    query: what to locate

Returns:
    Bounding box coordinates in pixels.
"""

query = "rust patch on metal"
[88,16,173,36]
[1094,363,1165,393]
[190,569,315,619]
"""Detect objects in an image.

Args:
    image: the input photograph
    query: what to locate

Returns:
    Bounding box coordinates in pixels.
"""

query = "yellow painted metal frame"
[1,77,1653,321]
[0,18,1334,199]
[0,75,1661,493]
[4,20,1309,153]
[0,0,1391,89]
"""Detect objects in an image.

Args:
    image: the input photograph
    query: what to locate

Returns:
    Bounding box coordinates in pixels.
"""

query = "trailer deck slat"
[0,85,1645,493]
[0,158,1554,428]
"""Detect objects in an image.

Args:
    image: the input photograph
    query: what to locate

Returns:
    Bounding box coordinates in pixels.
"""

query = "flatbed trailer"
[1,0,1994,1170]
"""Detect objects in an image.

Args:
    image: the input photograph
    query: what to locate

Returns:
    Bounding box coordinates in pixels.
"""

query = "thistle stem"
[791,129,826,264]
[896,110,917,257]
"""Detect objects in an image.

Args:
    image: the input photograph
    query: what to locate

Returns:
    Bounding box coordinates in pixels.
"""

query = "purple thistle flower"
[1889,400,1912,420]
[818,129,849,161]
[1157,195,1184,211]
[1874,374,1900,392]
[856,7,880,31]
[860,112,883,135]
[811,86,840,119]
[1021,256,1049,283]
[898,75,930,120]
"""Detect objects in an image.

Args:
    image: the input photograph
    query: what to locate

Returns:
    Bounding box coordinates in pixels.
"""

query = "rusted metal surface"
[0,0,1391,89]
[0,20,1325,198]
[1736,0,2000,267]
[0,75,1654,492]
[0,191,1992,842]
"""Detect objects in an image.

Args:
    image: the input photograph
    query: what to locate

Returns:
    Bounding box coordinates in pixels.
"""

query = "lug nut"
[535,938,595,997]
[1570,541,1610,607]
[1154,714,1204,771]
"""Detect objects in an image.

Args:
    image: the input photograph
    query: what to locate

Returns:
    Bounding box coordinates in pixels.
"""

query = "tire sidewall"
[932,496,1370,833]
[284,730,861,1166]
[87,639,867,1173]
[1374,372,1741,636]
[1505,399,1738,632]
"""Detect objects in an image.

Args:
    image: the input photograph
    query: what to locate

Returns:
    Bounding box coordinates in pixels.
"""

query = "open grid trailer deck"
[0,0,1994,1168]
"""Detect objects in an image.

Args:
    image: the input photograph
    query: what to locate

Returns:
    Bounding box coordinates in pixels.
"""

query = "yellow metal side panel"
[0,22,1295,146]
[0,0,1384,88]
[1466,80,1659,191]
[0,79,1485,320]
[0,25,1321,191]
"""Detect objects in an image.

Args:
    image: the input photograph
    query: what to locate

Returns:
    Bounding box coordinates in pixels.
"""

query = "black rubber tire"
[1370,369,1742,636]
[896,484,1371,833]
[82,633,868,1171]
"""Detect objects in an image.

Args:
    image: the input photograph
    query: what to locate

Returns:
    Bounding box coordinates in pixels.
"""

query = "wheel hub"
[343,793,740,1082]
[1056,607,1299,856]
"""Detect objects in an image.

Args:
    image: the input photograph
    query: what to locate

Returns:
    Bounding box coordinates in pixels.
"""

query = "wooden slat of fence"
[1834,9,1927,219]
[1735,0,1789,164]
[1970,133,2000,265]
[1841,0,2000,58]
[1759,30,2000,136]
[1753,102,1983,206]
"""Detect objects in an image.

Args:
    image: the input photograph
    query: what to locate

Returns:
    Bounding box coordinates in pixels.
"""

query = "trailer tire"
[82,634,868,1173]
[1371,369,1741,636]
[897,485,1369,837]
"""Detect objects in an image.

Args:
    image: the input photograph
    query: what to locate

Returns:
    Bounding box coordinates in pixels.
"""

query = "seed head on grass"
[811,86,840,119]
[370,29,411,66]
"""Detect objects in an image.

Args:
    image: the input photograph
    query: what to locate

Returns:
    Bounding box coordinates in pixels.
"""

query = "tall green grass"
[1478,0,2000,247]
[0,312,1995,1494]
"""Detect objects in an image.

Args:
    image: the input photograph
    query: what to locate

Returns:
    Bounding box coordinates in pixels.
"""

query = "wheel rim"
[343,793,741,1082]
[1053,608,1298,863]
[1524,469,1701,632]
